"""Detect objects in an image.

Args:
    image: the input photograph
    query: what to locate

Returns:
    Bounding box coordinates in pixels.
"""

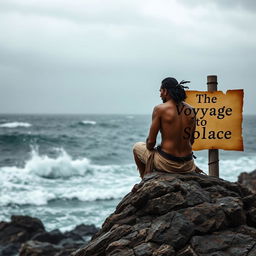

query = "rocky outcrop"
[0,215,45,256]
[73,171,256,256]
[238,169,256,193]
[0,215,98,256]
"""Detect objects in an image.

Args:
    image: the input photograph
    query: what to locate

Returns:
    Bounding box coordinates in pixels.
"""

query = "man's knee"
[132,142,145,155]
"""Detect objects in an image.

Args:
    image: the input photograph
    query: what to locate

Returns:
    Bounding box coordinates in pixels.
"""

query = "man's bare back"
[156,101,195,156]
[146,100,195,157]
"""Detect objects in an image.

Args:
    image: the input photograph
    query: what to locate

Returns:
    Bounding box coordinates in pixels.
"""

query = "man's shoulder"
[153,103,176,116]
[154,103,164,109]
[153,103,168,112]
[156,102,178,110]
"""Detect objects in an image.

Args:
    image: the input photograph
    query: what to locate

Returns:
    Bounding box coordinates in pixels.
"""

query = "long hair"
[161,77,190,104]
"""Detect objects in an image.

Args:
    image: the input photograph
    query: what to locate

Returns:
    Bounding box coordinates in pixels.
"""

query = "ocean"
[0,114,255,232]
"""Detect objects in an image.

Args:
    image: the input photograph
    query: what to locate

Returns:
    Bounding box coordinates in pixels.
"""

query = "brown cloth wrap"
[133,142,196,175]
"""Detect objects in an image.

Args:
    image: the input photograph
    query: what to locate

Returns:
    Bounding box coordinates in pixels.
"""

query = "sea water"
[0,114,255,231]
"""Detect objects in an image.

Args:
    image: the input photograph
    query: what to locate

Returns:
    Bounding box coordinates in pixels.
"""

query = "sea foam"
[25,147,91,179]
[195,155,256,182]
[1,146,255,207]
[80,120,96,125]
[0,122,32,128]
[0,146,139,206]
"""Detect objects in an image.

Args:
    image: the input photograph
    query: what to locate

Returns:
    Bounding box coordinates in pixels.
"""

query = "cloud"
[0,0,152,26]
[180,0,256,12]
[0,0,255,114]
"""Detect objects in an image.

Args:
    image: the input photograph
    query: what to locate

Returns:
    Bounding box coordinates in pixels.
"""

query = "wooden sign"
[185,90,244,151]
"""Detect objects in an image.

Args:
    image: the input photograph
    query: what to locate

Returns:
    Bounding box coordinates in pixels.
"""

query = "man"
[133,77,197,179]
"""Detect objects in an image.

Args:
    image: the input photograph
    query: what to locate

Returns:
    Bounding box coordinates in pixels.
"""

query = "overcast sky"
[0,0,255,114]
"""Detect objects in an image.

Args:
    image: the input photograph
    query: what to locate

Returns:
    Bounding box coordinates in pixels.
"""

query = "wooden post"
[207,75,219,177]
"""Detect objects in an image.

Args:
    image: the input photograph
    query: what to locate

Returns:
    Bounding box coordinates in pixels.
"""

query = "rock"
[10,215,45,233]
[73,171,256,256]
[0,215,45,256]
[0,215,98,256]
[0,244,19,256]
[64,224,99,241]
[238,169,256,193]
[0,215,45,245]
[189,226,256,256]
[31,229,66,244]
[19,240,61,256]
[20,223,99,256]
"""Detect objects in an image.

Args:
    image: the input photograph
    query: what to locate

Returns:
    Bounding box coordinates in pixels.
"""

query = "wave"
[0,189,55,206]
[195,155,256,182]
[0,133,63,145]
[2,147,255,207]
[98,122,120,128]
[0,122,32,128]
[79,120,96,125]
[25,147,91,179]
[77,120,119,128]
[0,146,139,206]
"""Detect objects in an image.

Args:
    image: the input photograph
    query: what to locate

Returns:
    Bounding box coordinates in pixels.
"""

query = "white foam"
[0,122,32,128]
[195,155,256,182]
[60,185,129,201]
[1,189,55,206]
[25,147,91,178]
[220,156,256,182]
[2,146,254,207]
[81,120,96,125]
[0,147,139,206]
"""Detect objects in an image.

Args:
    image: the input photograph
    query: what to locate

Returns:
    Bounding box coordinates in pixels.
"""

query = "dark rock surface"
[0,215,99,256]
[73,171,256,256]
[0,215,45,256]
[238,169,256,193]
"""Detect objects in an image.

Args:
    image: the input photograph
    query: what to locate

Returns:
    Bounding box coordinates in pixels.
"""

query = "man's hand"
[146,137,156,150]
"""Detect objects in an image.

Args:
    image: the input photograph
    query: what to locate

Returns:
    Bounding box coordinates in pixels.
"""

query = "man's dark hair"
[161,77,190,104]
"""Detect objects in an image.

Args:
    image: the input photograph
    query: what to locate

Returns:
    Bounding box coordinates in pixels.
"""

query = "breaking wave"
[80,120,96,125]
[0,122,32,128]
[77,120,119,128]
[0,146,139,206]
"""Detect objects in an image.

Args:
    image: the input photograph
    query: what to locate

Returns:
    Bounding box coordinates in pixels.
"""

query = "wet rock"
[0,244,19,256]
[238,169,256,193]
[0,215,98,256]
[73,171,256,256]
[65,224,99,241]
[0,215,45,256]
[31,229,66,244]
[20,223,99,256]
[0,215,45,245]
[153,244,175,256]
[19,240,61,256]
[133,242,156,256]
[190,226,256,256]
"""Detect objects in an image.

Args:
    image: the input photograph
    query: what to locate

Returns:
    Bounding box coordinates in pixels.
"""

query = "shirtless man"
[133,77,197,179]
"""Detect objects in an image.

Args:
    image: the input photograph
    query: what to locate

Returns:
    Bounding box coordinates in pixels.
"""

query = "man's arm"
[146,106,161,150]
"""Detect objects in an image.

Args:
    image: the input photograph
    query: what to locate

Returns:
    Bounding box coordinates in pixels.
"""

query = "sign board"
[185,90,244,151]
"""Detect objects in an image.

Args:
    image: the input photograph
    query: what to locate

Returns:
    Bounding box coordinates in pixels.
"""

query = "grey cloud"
[0,1,153,27]
[0,0,255,114]
[180,0,256,11]
[214,0,256,10]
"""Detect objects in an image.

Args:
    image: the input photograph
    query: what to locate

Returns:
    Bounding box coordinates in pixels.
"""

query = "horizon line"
[0,112,254,116]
